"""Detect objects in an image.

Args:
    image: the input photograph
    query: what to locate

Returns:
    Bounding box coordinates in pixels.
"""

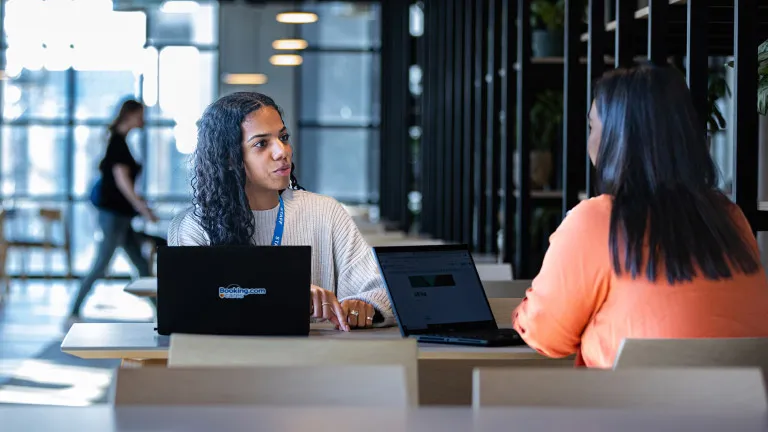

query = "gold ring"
[349,310,359,316]
[321,302,331,306]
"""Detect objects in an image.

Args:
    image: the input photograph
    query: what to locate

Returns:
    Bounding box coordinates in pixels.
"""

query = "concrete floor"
[0,280,154,406]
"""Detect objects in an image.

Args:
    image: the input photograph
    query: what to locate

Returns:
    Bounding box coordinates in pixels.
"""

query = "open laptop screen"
[375,247,494,332]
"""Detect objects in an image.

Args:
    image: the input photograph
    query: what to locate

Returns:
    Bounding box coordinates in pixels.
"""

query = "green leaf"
[759,39,768,55]
[758,75,768,116]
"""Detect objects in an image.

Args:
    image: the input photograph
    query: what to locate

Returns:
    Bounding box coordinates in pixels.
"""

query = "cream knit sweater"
[167,189,394,326]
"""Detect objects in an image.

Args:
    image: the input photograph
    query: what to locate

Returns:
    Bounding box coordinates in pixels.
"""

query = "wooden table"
[61,323,572,405]
[2,406,765,431]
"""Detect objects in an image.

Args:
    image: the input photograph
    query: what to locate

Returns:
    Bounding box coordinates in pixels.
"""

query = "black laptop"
[156,245,311,337]
[373,244,524,347]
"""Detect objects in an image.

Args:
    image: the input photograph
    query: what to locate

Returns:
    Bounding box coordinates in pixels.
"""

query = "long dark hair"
[108,99,143,134]
[593,64,759,284]
[192,92,303,246]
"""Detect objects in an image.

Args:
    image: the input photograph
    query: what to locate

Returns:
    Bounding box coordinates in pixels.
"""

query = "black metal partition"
[387,0,768,278]
[417,0,503,255]
[379,0,413,232]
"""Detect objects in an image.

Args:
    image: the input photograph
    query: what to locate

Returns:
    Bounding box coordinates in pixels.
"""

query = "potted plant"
[530,89,562,189]
[707,68,729,135]
[706,69,730,155]
[725,39,768,115]
[530,0,565,57]
[515,89,562,190]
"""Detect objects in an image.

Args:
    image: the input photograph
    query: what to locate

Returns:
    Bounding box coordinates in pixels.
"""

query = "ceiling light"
[272,39,308,50]
[160,1,199,14]
[276,12,318,24]
[222,73,268,85]
[270,55,303,66]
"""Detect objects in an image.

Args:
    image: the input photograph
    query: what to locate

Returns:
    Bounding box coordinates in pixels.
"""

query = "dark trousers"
[69,210,151,317]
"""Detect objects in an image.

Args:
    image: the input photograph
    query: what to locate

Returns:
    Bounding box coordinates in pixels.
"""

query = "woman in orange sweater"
[512,64,768,368]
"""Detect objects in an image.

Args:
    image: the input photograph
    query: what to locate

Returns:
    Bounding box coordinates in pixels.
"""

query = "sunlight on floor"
[1,279,152,405]
[0,360,114,406]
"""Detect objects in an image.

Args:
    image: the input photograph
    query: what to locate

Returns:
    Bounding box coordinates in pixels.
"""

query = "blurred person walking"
[67,99,158,323]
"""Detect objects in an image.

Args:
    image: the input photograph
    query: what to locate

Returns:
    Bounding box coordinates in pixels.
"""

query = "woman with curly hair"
[168,92,392,331]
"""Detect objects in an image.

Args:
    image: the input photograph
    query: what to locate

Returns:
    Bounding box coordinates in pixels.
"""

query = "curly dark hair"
[191,92,303,246]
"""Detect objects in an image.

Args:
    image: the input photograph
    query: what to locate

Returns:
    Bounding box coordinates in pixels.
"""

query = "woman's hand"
[137,202,159,223]
[341,299,376,329]
[310,285,350,331]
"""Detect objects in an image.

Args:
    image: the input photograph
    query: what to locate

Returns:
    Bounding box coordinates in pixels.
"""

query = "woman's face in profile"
[239,107,293,192]
[587,100,602,165]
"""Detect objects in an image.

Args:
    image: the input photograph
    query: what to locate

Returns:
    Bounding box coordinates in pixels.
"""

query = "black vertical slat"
[442,0,455,241]
[686,0,708,132]
[647,0,668,65]
[379,0,391,223]
[427,0,438,236]
[452,0,464,242]
[614,0,635,68]
[491,0,503,257]
[515,0,532,277]
[500,0,514,265]
[429,0,441,237]
[434,1,446,238]
[585,0,605,198]
[66,68,76,273]
[733,0,759,234]
[563,0,586,219]
[399,0,414,232]
[484,0,497,253]
[486,0,502,256]
[420,1,433,236]
[462,0,475,246]
[474,0,489,253]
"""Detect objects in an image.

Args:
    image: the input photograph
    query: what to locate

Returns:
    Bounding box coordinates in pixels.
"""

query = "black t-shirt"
[98,132,142,216]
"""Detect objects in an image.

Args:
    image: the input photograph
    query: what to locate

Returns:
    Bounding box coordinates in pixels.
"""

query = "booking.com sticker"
[218,284,267,299]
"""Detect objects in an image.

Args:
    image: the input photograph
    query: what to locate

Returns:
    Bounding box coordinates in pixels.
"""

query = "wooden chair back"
[472,367,768,412]
[114,365,408,407]
[168,335,419,406]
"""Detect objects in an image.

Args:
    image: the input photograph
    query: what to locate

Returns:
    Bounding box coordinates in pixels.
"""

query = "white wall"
[218,3,299,141]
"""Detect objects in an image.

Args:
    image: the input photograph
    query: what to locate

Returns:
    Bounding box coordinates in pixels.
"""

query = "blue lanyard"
[272,195,285,246]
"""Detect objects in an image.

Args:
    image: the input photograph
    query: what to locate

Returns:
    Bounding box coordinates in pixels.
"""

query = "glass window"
[2,126,68,197]
[301,3,380,49]
[75,71,141,120]
[73,126,107,197]
[144,127,194,198]
[298,128,376,202]
[300,53,376,125]
[147,3,218,46]
[150,48,216,121]
[2,69,68,120]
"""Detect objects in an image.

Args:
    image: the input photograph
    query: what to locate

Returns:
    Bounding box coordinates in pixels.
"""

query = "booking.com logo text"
[218,284,267,299]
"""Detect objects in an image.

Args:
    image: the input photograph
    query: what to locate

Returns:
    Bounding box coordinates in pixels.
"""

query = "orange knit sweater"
[512,194,768,368]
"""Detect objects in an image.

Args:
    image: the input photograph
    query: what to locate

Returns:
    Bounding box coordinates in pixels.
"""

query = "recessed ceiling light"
[222,73,268,85]
[272,39,309,50]
[270,55,303,66]
[276,12,318,24]
[160,1,199,14]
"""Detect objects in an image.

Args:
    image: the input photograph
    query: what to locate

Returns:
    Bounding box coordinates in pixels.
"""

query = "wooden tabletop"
[61,322,546,361]
[3,406,765,432]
